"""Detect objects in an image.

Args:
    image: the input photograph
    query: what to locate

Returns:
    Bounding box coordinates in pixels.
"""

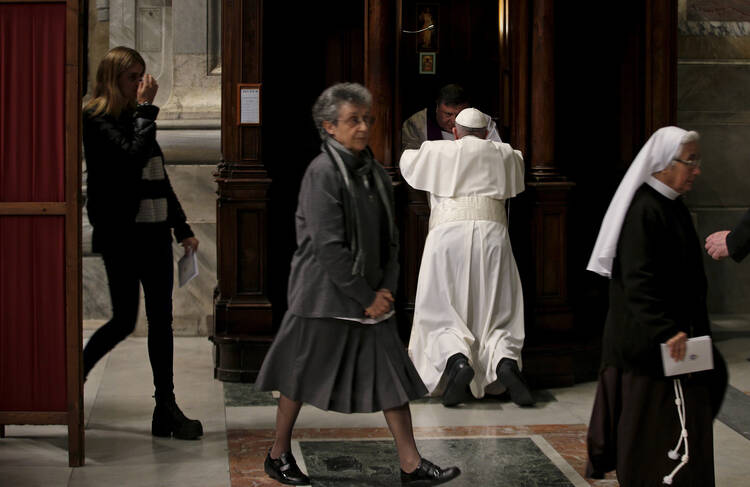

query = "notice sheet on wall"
[239,84,261,125]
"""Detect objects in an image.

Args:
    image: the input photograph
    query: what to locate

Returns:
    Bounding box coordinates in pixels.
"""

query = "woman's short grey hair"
[312,82,372,140]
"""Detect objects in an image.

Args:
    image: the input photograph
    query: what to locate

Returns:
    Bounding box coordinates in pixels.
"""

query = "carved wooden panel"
[530,0,554,171]
[534,210,567,304]
[221,0,263,167]
[366,0,396,167]
[509,0,529,155]
[237,209,263,293]
[645,0,678,133]
[399,186,430,314]
[528,182,574,331]
[241,0,261,81]
[240,126,262,162]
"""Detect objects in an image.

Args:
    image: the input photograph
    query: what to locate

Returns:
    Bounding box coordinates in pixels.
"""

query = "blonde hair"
[84,46,145,118]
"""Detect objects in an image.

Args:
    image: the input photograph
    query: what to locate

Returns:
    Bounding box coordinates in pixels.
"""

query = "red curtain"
[0,3,67,411]
[0,217,66,411]
[0,3,65,202]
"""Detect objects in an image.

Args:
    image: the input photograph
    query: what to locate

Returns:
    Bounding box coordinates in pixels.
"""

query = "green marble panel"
[223,382,277,406]
[299,437,575,486]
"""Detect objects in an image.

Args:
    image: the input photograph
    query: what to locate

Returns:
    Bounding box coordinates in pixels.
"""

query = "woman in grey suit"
[255,83,460,486]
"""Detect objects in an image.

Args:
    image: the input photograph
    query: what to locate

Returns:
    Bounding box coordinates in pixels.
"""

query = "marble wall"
[84,1,221,336]
[678,0,750,317]
[106,0,220,119]
[160,0,221,119]
[83,164,218,337]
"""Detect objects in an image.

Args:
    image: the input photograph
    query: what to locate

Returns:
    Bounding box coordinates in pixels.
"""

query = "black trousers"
[83,226,175,401]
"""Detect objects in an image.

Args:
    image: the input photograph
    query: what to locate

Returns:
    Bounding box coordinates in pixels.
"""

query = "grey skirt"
[255,313,428,413]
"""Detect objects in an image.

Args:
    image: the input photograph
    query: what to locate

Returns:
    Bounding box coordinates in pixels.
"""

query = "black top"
[83,104,192,252]
[286,148,399,319]
[601,184,711,375]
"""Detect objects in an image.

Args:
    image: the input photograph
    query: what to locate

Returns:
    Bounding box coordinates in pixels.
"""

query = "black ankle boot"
[152,396,203,440]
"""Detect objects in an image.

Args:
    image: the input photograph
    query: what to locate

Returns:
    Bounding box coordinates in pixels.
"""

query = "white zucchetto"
[455,108,488,129]
[586,126,700,278]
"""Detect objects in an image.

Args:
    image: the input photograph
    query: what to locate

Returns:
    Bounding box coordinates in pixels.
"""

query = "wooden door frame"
[0,0,84,467]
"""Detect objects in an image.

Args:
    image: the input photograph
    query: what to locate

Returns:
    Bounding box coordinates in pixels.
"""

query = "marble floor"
[2,333,750,487]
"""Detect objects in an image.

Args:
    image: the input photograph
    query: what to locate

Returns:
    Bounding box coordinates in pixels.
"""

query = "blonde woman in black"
[82,46,202,440]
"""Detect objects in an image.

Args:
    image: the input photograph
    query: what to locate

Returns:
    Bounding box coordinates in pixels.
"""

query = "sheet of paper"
[660,335,713,376]
[240,87,260,124]
[178,250,198,288]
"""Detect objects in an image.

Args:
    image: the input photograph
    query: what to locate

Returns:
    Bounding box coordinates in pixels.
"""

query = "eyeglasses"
[337,115,376,128]
[673,158,702,168]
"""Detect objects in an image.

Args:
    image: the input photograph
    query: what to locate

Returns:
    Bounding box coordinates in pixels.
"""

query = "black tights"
[83,232,175,401]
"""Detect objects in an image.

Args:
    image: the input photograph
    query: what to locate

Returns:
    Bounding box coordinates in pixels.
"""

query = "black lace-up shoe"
[151,398,203,440]
[441,354,474,407]
[264,450,310,486]
[498,358,535,407]
[401,458,461,485]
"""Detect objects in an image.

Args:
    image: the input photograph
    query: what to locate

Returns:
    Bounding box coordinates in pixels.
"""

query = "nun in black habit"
[255,83,460,486]
[585,126,727,487]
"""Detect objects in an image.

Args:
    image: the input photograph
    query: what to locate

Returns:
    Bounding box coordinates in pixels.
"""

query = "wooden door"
[0,0,84,466]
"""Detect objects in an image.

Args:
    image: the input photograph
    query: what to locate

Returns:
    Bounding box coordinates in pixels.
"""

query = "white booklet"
[660,335,713,376]
[178,250,199,287]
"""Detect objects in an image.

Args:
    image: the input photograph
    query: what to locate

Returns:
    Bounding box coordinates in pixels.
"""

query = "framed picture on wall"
[416,3,438,51]
[419,52,436,75]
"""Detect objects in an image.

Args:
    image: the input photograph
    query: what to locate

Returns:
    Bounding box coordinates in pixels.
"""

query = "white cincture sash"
[428,196,506,231]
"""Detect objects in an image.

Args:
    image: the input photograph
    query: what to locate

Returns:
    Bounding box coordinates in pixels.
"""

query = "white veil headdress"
[586,126,700,278]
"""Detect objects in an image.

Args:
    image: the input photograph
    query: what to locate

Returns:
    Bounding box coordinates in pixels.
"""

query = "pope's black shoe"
[441,353,474,407]
[401,458,461,485]
[264,450,310,486]
[497,358,535,407]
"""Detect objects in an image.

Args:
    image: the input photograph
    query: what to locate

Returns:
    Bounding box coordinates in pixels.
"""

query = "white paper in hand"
[178,250,198,287]
[660,335,713,376]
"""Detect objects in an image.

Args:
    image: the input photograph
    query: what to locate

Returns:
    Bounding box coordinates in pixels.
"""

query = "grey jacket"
[286,150,399,319]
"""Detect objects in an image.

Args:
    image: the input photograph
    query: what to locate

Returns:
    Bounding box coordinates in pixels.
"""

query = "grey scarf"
[323,138,396,277]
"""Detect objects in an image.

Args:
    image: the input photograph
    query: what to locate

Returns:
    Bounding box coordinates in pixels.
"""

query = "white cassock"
[400,136,525,398]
